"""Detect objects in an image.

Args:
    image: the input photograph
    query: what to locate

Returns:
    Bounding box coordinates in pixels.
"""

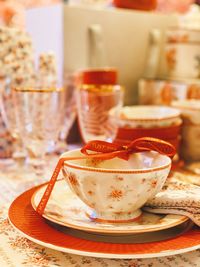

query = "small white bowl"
[112,105,181,129]
[62,149,171,223]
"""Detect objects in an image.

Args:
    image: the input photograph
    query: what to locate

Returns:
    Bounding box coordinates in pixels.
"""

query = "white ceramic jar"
[164,28,200,79]
[172,100,200,161]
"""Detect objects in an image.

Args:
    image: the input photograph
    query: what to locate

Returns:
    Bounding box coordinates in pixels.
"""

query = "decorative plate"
[31,180,188,235]
[8,184,200,259]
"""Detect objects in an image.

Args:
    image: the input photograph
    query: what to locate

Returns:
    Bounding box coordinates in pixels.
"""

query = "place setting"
[2,2,200,266]
[6,69,200,261]
[8,135,200,259]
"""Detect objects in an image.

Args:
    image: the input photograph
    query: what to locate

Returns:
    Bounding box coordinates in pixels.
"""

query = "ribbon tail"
[36,158,64,215]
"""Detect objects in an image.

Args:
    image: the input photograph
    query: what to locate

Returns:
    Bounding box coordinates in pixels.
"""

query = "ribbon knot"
[81,137,176,161]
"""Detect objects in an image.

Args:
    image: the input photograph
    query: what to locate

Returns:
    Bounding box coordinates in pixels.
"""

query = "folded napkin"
[144,175,200,227]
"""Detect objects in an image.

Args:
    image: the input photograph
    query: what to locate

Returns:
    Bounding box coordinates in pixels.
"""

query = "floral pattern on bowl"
[60,149,171,223]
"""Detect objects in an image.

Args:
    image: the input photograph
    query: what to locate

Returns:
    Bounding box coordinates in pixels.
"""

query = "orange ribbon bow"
[81,137,176,160]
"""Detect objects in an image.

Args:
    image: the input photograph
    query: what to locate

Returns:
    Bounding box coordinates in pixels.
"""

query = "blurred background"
[1,0,200,165]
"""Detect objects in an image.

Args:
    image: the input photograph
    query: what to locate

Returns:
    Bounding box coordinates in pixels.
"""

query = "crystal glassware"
[76,69,124,143]
[12,86,64,171]
[76,83,124,143]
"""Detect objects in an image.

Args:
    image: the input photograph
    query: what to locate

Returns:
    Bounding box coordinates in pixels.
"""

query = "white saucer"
[31,180,188,235]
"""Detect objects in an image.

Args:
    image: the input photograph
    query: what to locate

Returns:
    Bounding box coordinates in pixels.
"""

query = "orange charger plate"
[8,184,200,259]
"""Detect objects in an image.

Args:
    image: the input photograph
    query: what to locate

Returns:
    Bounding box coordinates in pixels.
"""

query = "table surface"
[1,148,200,267]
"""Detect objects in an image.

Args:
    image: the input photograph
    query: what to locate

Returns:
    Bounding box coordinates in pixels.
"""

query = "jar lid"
[79,68,118,85]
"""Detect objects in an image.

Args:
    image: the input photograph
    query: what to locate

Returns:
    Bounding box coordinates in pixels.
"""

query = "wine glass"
[12,85,65,173]
[76,84,124,143]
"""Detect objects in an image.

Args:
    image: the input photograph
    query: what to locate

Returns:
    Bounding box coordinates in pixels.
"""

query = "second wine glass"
[76,69,124,143]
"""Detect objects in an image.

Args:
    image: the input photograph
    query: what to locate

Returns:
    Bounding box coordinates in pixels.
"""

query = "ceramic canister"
[164,28,200,79]
[138,78,200,106]
[172,100,200,162]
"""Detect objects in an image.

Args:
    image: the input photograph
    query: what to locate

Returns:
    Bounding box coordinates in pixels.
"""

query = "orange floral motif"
[67,172,79,186]
[168,34,189,43]
[187,85,200,99]
[151,180,157,188]
[108,189,123,199]
[9,236,33,249]
[22,250,58,266]
[86,158,103,167]
[69,207,82,215]
[115,176,124,181]
[0,218,17,234]
[160,84,173,105]
[166,48,176,70]
[90,202,96,208]
[114,211,123,215]
[128,261,141,267]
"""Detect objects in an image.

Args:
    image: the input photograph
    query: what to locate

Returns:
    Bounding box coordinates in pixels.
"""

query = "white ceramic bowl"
[112,105,181,129]
[62,149,171,223]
